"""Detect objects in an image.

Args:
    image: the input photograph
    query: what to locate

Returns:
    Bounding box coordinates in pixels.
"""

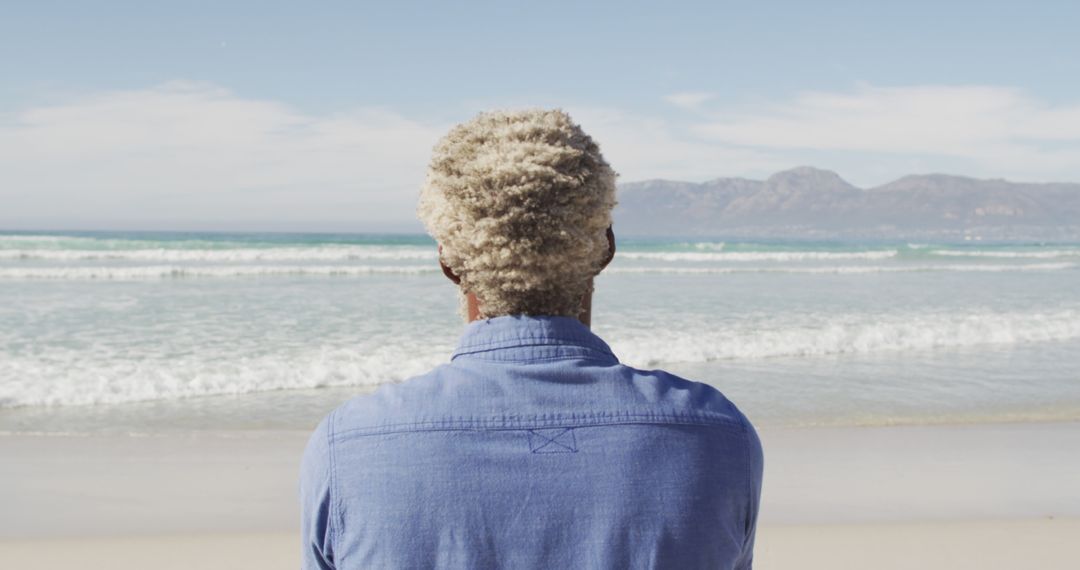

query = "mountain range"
[613,167,1080,240]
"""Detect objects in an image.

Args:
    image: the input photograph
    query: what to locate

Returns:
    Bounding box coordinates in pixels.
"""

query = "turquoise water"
[2,230,1079,433]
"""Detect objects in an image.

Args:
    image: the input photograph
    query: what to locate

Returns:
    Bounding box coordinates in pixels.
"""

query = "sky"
[3,0,1080,231]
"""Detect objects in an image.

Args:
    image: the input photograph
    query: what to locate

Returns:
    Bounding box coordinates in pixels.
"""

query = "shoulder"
[316,363,457,438]
[618,364,751,423]
[645,366,763,472]
[299,412,334,492]
[619,365,762,462]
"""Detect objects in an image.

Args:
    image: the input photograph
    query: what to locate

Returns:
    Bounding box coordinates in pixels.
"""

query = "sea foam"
[0,246,437,262]
[0,265,439,279]
[0,343,452,408]
[929,249,1080,259]
[607,262,1076,274]
[608,308,1080,367]
[5,308,1078,408]
[615,250,899,262]
[2,262,1074,280]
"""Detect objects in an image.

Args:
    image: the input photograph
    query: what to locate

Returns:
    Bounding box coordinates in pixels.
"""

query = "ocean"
[2,230,1079,434]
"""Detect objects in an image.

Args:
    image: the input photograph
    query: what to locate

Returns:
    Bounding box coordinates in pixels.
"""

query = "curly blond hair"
[417,108,618,320]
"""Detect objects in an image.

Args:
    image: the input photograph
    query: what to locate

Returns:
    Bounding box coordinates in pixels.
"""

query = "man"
[300,109,763,569]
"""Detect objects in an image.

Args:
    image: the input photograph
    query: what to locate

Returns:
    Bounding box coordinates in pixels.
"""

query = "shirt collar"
[450,315,619,364]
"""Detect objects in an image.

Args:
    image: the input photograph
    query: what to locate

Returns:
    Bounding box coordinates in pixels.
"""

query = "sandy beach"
[2,421,1078,569]
[2,519,1078,570]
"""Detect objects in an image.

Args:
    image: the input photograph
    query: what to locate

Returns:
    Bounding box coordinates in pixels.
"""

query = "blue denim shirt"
[300,315,763,569]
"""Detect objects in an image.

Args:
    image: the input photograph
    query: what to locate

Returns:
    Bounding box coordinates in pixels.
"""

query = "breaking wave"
[929,249,1080,259]
[2,262,1074,280]
[610,308,1080,366]
[0,344,450,408]
[5,308,1078,408]
[607,262,1076,274]
[616,250,898,262]
[0,265,439,279]
[0,246,437,262]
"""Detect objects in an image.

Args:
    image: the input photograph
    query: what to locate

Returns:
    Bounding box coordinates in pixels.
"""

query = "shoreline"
[2,421,1078,568]
[6,409,1080,437]
[2,519,1077,570]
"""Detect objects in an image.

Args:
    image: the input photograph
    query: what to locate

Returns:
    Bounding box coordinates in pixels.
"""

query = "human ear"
[437,244,461,285]
[599,225,616,271]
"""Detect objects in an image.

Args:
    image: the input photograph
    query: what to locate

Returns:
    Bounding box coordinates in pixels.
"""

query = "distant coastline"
[614,166,1080,240]
[4,167,1080,240]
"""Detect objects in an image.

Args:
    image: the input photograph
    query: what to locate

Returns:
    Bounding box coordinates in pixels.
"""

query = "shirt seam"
[327,406,340,551]
[453,343,615,361]
[451,351,618,364]
[456,332,603,349]
[741,415,752,538]
[739,414,758,569]
[330,413,744,440]
[453,335,612,354]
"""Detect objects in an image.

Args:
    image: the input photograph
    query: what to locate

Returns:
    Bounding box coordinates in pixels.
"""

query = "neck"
[464,281,594,328]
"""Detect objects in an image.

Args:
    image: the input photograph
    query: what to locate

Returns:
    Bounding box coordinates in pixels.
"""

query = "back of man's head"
[417,108,618,320]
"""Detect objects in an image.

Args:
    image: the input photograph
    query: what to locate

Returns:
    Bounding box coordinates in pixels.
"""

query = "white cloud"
[563,105,786,183]
[0,84,793,229]
[689,84,1080,181]
[663,91,716,110]
[4,81,1080,230]
[0,81,450,229]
